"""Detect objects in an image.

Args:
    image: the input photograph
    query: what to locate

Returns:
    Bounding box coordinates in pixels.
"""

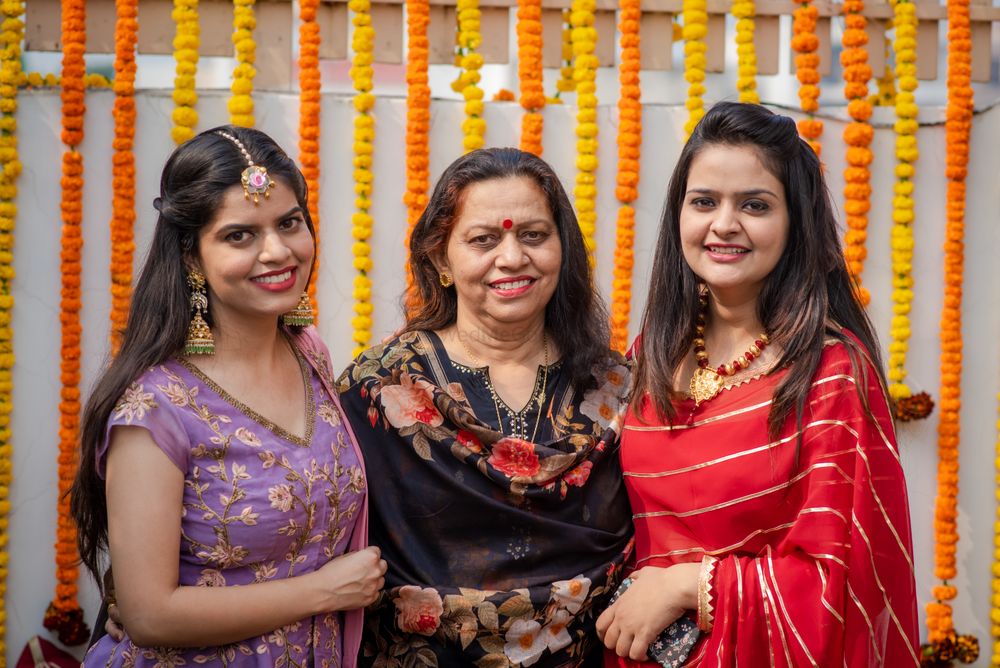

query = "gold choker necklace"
[688,296,769,405]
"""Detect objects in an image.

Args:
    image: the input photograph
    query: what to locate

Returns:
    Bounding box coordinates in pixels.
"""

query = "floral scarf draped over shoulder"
[338,330,634,667]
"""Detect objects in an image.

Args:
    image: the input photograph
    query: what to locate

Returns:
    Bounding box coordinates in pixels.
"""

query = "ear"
[429,249,450,276]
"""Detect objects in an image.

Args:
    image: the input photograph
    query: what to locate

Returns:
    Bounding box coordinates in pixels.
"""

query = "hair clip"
[215,130,275,204]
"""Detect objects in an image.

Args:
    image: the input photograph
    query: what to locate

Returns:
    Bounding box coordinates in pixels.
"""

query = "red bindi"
[502,218,513,230]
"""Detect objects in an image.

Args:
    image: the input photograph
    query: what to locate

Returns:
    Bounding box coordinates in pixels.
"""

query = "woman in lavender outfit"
[71,126,385,668]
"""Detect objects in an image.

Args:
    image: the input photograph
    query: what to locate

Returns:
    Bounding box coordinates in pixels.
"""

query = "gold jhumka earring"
[185,269,214,355]
[282,292,314,327]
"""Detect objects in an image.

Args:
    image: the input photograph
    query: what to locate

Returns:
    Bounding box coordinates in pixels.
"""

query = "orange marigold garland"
[920,0,977,662]
[0,0,23,659]
[229,0,256,127]
[44,0,90,645]
[110,0,138,354]
[170,0,199,144]
[992,391,1000,667]
[610,0,640,352]
[403,0,430,315]
[791,0,822,154]
[516,0,544,156]
[299,0,321,313]
[840,0,872,306]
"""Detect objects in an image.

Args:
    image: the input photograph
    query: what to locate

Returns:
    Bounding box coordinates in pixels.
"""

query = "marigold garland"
[349,0,375,355]
[516,0,544,156]
[791,0,822,154]
[555,9,575,97]
[921,0,977,661]
[299,0,321,313]
[840,0,872,307]
[570,0,598,265]
[992,391,1000,667]
[170,0,199,144]
[403,0,430,315]
[110,0,138,355]
[453,0,485,152]
[229,0,256,127]
[887,0,932,422]
[0,0,23,659]
[44,0,90,645]
[610,0,640,352]
[731,0,758,103]
[682,0,707,137]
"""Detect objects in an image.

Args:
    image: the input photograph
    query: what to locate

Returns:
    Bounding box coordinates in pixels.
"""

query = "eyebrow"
[686,187,779,198]
[215,206,305,235]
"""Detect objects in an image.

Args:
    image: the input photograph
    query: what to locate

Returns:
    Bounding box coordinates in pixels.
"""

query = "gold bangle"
[697,554,718,632]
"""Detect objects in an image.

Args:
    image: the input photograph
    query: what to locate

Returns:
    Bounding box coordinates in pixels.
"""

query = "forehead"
[687,144,782,190]
[453,176,552,225]
[206,178,299,228]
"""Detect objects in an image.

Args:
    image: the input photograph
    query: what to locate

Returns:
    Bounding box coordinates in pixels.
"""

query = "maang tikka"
[185,269,215,355]
[215,130,275,204]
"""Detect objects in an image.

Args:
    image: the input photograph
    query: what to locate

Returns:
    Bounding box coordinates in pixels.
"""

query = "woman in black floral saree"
[338,148,633,667]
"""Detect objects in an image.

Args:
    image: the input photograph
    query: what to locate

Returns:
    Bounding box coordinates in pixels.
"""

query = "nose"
[495,233,528,268]
[709,201,741,237]
[259,230,293,264]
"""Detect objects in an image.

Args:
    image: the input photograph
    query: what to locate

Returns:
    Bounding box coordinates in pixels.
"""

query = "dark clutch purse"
[607,577,701,668]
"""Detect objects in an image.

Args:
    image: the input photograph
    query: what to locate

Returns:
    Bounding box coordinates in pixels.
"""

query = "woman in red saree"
[597,102,919,667]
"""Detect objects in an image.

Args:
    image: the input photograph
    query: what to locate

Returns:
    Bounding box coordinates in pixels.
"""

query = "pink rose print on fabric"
[455,429,483,453]
[380,374,444,428]
[394,586,444,636]
[488,437,541,478]
[563,460,593,488]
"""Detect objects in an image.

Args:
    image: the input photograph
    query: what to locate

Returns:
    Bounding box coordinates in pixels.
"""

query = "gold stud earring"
[184,269,214,355]
[439,272,454,288]
[282,292,314,327]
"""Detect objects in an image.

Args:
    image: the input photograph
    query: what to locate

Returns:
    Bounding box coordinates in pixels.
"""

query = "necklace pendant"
[689,367,725,404]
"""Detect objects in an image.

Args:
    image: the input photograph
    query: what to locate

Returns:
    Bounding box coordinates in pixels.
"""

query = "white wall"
[7,89,1000,664]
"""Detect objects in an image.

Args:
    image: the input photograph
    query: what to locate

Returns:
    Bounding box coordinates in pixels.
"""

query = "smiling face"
[679,143,790,305]
[195,180,314,330]
[436,176,561,335]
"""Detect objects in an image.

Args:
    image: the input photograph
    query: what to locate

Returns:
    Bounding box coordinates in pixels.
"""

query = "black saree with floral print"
[337,330,634,668]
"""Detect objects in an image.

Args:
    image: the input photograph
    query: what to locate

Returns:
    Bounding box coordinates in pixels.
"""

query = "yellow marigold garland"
[993,391,1000,667]
[349,0,375,355]
[731,0,758,103]
[44,0,90,645]
[403,0,430,315]
[682,0,708,137]
[110,0,137,354]
[453,0,485,152]
[610,0,640,352]
[791,0,822,154]
[229,0,255,127]
[170,0,199,144]
[555,9,575,97]
[887,0,933,422]
[0,0,22,658]
[570,0,598,265]
[922,0,977,661]
[516,0,544,156]
[299,0,321,313]
[840,0,872,307]
[18,72,110,88]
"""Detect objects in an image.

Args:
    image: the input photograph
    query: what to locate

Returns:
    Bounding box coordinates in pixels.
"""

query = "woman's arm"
[106,425,386,648]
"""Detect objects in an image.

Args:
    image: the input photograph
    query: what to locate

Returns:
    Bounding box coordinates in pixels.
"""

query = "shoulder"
[337,329,432,392]
[109,362,188,427]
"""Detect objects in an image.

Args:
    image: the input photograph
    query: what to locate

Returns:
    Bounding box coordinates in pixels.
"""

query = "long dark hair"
[70,126,314,587]
[633,101,887,437]
[406,147,611,391]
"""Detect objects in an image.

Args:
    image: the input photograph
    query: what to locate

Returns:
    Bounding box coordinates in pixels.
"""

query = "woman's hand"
[595,562,701,661]
[309,546,388,612]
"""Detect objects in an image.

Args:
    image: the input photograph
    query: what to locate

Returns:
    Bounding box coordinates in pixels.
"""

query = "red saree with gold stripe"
[610,341,918,667]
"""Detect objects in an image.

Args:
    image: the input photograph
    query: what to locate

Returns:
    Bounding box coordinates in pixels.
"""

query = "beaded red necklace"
[688,294,769,404]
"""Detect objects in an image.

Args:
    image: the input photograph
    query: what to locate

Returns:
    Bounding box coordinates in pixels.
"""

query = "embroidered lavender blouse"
[85,344,365,668]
